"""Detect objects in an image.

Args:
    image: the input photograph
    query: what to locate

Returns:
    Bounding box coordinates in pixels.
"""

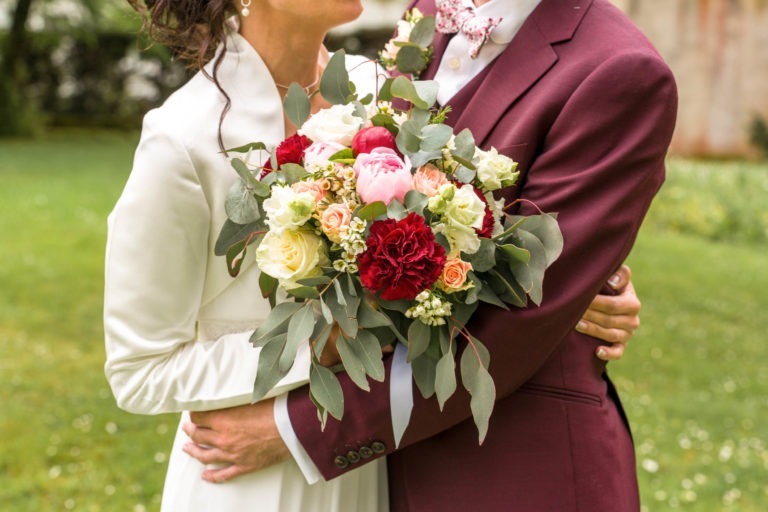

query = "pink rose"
[303,141,346,171]
[412,164,449,197]
[320,203,353,243]
[354,148,413,205]
[438,257,473,292]
[291,180,327,205]
[351,126,399,157]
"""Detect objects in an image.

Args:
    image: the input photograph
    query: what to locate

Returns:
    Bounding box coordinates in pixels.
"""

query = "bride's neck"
[239,16,327,90]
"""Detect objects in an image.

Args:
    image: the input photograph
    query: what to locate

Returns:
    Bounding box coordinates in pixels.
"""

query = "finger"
[182,442,233,466]
[381,345,395,354]
[596,343,626,361]
[588,284,641,316]
[576,320,633,344]
[581,309,640,332]
[607,264,632,290]
[202,463,255,483]
[182,422,220,447]
[189,410,213,428]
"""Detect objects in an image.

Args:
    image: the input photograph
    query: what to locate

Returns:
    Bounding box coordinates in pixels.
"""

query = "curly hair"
[127,0,238,150]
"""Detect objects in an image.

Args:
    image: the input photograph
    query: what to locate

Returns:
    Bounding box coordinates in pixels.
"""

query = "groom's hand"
[181,399,290,483]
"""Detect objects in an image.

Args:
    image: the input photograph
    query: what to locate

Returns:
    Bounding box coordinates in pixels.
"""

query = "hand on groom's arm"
[182,400,289,483]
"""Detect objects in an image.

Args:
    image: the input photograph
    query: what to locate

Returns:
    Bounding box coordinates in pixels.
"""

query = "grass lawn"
[1,131,766,510]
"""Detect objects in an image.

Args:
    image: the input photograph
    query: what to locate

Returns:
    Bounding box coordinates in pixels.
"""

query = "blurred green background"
[2,1,767,511]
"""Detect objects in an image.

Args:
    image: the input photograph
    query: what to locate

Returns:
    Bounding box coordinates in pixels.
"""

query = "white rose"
[298,104,363,146]
[263,185,315,234]
[475,147,519,191]
[256,229,330,289]
[440,184,486,254]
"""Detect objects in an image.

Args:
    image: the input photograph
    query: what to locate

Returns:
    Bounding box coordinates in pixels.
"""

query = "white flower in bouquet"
[303,141,346,173]
[381,19,414,64]
[299,104,363,146]
[263,185,315,234]
[475,147,519,191]
[429,183,486,254]
[255,229,330,289]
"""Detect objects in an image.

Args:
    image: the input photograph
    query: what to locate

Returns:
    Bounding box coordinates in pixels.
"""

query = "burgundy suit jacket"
[287,1,677,510]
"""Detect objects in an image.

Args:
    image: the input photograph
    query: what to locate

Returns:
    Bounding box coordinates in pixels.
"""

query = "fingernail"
[576,320,588,332]
[608,274,621,288]
[596,348,607,359]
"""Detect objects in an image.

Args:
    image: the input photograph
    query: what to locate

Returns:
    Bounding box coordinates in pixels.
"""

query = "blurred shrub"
[645,158,768,245]
[750,115,768,158]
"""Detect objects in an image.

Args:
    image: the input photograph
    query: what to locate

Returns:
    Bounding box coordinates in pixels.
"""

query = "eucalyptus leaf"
[488,268,526,307]
[329,148,354,161]
[370,113,398,132]
[396,119,423,155]
[251,302,303,344]
[352,330,386,382]
[453,164,476,182]
[297,275,332,287]
[378,78,394,102]
[508,214,563,265]
[357,201,388,221]
[470,365,495,444]
[281,304,315,371]
[395,44,429,75]
[284,82,311,128]
[319,50,351,105]
[420,123,453,152]
[279,163,308,185]
[214,219,263,256]
[404,190,428,215]
[407,320,432,362]
[310,318,331,360]
[287,286,321,300]
[498,243,531,264]
[476,278,509,309]
[390,76,430,110]
[357,298,392,328]
[225,180,262,225]
[408,150,444,168]
[507,229,548,305]
[435,349,457,410]
[386,198,407,220]
[251,336,289,402]
[412,80,439,109]
[224,141,269,154]
[310,364,344,420]
[452,129,476,162]
[259,271,278,299]
[465,237,497,272]
[459,339,491,395]
[336,335,370,391]
[409,15,436,48]
[225,239,249,277]
[411,353,437,399]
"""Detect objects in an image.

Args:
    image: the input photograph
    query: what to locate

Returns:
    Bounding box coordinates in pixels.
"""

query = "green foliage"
[748,114,768,157]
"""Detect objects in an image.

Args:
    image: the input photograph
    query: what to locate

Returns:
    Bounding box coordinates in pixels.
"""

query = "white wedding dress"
[103,28,387,512]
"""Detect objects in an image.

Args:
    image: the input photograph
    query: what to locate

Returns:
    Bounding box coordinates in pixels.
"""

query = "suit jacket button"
[359,446,374,459]
[371,441,386,454]
[346,450,361,464]
[333,455,349,469]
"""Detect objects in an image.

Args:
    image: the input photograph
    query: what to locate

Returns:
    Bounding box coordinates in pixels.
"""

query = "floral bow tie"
[435,0,503,59]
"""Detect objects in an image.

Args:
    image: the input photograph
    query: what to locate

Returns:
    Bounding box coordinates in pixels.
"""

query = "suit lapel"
[443,0,593,147]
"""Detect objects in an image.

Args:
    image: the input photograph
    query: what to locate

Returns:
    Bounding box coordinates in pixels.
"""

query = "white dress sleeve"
[104,112,308,415]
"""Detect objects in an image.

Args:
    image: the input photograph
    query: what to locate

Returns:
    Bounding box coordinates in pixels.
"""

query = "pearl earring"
[240,0,252,17]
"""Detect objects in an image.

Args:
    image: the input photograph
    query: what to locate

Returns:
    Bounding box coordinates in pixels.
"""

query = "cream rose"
[429,184,485,254]
[298,104,363,146]
[412,164,449,197]
[437,257,474,293]
[255,229,330,289]
[320,202,353,243]
[475,147,519,191]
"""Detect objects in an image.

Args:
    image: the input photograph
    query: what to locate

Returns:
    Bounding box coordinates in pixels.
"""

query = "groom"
[183,0,677,510]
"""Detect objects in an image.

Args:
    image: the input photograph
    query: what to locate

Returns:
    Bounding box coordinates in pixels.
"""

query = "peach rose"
[320,202,353,243]
[291,180,327,205]
[438,257,473,293]
[412,164,449,197]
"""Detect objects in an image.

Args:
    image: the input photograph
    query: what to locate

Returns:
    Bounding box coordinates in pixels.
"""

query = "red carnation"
[351,126,399,157]
[260,133,313,177]
[472,187,496,238]
[358,213,447,301]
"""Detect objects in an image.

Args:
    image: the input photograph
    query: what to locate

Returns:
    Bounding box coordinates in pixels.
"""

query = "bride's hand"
[576,264,641,361]
[182,400,289,483]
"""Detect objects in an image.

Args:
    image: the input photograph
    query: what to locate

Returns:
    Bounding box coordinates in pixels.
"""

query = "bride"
[104,1,642,511]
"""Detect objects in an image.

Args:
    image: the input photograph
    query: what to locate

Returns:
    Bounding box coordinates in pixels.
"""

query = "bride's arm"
[103,112,303,415]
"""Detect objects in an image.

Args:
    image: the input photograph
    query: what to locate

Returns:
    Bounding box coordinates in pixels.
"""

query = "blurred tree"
[0,0,36,136]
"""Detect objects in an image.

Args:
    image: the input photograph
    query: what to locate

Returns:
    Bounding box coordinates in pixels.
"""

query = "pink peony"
[354,148,413,205]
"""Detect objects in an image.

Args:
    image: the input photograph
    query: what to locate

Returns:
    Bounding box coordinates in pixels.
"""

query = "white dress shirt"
[434,0,542,106]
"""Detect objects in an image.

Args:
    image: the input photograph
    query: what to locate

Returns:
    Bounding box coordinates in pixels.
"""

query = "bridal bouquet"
[215,51,562,442]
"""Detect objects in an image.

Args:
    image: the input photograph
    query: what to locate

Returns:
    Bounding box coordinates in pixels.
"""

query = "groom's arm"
[285,47,677,480]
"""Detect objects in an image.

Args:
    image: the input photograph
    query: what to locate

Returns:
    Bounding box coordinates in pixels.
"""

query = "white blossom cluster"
[332,217,367,274]
[405,290,453,326]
